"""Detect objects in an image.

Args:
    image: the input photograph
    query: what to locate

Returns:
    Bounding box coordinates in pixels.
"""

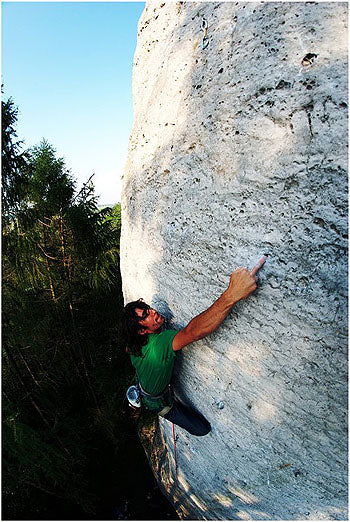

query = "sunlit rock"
[121,2,348,519]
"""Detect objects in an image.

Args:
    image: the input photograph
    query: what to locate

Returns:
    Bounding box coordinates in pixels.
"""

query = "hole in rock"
[302,53,317,66]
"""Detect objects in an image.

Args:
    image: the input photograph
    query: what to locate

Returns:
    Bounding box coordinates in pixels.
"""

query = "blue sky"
[2,1,145,204]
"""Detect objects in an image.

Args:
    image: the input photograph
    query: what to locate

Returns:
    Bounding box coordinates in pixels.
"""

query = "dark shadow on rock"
[151,296,186,332]
[151,295,175,323]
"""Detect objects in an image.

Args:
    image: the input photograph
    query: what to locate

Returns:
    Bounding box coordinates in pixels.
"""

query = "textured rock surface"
[120,2,348,520]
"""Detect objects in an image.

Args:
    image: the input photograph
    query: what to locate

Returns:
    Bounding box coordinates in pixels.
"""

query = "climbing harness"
[126,379,173,413]
[172,423,179,486]
[200,17,209,50]
[138,381,171,401]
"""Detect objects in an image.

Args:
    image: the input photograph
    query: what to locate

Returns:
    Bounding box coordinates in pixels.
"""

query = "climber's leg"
[161,398,211,436]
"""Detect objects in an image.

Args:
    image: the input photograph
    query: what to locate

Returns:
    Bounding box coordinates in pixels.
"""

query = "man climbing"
[122,256,266,436]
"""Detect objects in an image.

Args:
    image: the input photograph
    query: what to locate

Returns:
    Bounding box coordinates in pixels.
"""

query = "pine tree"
[2,96,132,519]
[1,95,29,223]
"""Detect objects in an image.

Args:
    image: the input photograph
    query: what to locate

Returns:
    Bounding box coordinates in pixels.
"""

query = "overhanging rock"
[120,2,348,519]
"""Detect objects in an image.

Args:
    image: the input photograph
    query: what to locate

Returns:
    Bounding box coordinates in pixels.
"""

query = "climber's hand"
[251,255,267,276]
[172,256,267,352]
[226,256,266,304]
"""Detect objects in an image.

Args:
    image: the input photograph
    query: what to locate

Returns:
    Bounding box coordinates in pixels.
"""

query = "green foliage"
[26,139,75,214]
[109,202,122,231]
[3,414,97,514]
[1,95,29,223]
[2,95,134,519]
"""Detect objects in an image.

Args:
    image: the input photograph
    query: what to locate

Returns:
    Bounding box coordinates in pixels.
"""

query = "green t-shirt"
[130,329,178,412]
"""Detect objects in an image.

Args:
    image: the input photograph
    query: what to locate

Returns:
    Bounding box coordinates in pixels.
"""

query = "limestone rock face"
[120,2,348,520]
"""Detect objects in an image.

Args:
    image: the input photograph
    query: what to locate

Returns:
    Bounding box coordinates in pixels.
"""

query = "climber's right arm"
[172,257,266,351]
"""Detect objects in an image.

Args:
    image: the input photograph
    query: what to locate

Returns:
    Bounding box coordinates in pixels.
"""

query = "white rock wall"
[120,2,348,520]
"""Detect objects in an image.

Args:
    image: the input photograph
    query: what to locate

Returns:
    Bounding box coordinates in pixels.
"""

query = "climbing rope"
[200,17,209,50]
[172,423,178,486]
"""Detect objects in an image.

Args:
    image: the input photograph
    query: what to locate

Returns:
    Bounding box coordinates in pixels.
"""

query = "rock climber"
[122,256,267,436]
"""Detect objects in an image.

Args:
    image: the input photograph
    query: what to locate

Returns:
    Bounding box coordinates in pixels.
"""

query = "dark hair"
[122,299,150,357]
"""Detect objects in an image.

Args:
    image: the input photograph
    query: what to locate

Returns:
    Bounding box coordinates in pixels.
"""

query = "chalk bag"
[126,385,141,409]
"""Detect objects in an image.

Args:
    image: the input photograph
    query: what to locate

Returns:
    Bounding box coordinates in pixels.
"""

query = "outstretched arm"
[172,256,266,351]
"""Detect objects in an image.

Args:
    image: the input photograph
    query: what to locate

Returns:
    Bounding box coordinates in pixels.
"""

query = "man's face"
[135,306,164,334]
